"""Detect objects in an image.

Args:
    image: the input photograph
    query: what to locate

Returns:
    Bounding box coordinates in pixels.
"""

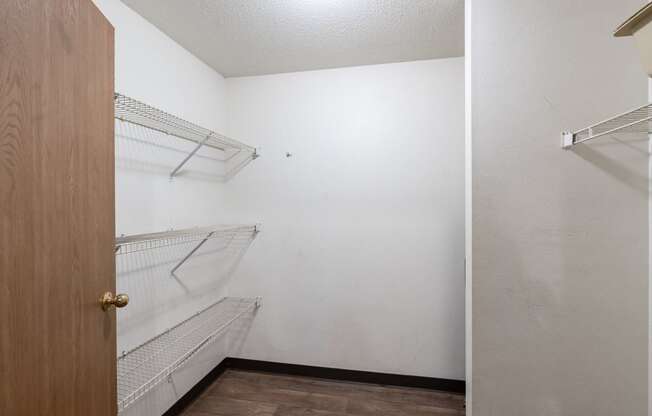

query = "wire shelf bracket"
[116,296,261,412]
[169,134,211,178]
[114,93,259,178]
[170,230,215,274]
[561,103,652,149]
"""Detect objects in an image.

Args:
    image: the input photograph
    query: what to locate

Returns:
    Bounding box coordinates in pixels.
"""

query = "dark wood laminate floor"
[181,370,465,416]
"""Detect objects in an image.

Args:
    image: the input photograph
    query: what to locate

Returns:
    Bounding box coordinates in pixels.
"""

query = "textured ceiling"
[121,0,464,77]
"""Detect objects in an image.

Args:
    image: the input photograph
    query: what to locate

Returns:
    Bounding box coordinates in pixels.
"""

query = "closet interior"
[103,1,466,415]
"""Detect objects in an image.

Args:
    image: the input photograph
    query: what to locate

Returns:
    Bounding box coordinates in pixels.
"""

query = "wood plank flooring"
[180,370,465,416]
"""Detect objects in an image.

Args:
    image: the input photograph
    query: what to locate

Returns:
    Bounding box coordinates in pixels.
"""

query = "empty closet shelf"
[117,296,261,412]
[114,224,259,255]
[114,93,258,177]
[562,103,652,148]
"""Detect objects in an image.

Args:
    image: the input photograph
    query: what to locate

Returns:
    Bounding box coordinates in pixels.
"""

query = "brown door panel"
[0,0,115,414]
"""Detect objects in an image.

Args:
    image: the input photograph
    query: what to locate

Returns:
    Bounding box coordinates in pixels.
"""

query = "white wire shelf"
[117,296,261,412]
[114,93,258,177]
[115,225,259,255]
[561,103,652,148]
[115,225,259,274]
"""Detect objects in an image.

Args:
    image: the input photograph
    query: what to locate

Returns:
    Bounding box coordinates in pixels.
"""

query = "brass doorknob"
[100,292,129,310]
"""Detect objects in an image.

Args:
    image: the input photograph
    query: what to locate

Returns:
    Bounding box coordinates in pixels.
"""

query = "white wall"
[464,0,473,407]
[91,2,252,415]
[469,0,649,414]
[223,58,466,380]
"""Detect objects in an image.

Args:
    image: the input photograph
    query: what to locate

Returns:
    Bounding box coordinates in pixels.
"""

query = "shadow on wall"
[223,310,258,357]
[115,120,254,182]
[116,232,257,347]
[572,133,650,195]
[473,129,649,413]
[557,130,649,412]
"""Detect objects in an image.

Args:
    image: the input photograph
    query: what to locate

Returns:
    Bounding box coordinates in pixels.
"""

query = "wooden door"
[0,0,116,415]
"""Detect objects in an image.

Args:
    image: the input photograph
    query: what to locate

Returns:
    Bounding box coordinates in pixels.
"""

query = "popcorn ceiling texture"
[120,0,464,77]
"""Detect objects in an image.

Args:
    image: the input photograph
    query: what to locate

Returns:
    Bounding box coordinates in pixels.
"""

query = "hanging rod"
[561,103,652,148]
[114,224,260,256]
[117,296,261,412]
[114,93,258,177]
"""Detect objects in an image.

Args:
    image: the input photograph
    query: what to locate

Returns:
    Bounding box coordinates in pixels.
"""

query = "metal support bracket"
[170,134,212,178]
[170,231,214,275]
[561,132,575,149]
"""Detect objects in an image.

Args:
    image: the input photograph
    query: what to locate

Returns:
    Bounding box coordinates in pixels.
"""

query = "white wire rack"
[115,225,259,255]
[117,296,261,412]
[562,103,652,148]
[115,225,259,274]
[114,93,258,177]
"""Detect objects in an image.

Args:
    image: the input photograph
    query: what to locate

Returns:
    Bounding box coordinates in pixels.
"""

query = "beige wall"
[470,1,649,414]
